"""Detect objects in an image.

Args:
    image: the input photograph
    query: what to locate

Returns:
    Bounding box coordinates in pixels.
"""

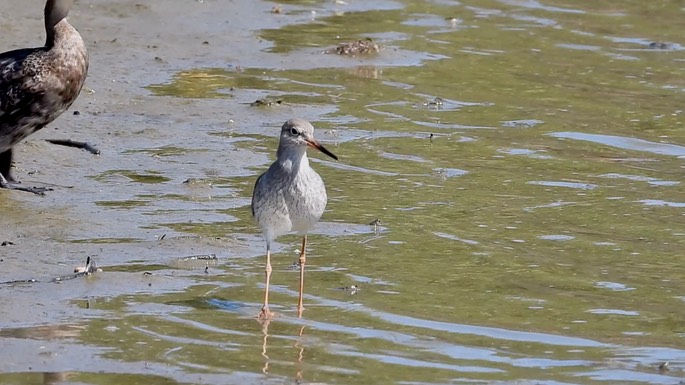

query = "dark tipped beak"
[306,139,338,160]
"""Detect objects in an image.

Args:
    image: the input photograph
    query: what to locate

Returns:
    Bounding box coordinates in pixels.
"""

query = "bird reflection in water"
[258,319,307,382]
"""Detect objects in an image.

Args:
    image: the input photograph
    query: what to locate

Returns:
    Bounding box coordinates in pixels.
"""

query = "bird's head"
[279,118,338,160]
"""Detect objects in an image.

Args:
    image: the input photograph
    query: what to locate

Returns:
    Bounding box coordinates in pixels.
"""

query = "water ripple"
[549,132,685,157]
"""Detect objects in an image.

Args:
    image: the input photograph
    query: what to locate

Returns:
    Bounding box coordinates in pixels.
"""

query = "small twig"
[0,278,38,285]
[0,256,101,285]
[46,139,100,155]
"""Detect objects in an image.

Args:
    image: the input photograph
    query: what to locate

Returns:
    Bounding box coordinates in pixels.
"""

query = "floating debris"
[501,119,544,128]
[326,38,381,57]
[249,98,283,107]
[446,17,462,28]
[73,256,102,275]
[0,256,100,285]
[178,254,218,262]
[182,178,204,185]
[170,254,218,270]
[29,256,104,283]
[0,278,37,285]
[1,241,13,246]
[337,285,359,295]
[369,219,382,233]
[423,97,444,109]
[649,42,671,50]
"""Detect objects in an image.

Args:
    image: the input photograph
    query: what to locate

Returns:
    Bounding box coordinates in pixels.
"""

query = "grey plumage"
[0,0,88,194]
[252,124,328,241]
[251,118,338,319]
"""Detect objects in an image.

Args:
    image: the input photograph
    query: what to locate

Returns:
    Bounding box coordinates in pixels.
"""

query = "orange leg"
[297,235,307,317]
[259,248,274,320]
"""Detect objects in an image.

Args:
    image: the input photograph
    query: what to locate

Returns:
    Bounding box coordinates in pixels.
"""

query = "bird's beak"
[306,139,338,160]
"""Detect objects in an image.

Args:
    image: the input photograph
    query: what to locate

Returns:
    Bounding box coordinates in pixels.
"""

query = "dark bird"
[0,0,88,194]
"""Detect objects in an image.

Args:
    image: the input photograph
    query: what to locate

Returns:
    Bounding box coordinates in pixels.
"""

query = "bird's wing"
[251,172,265,217]
[0,48,41,123]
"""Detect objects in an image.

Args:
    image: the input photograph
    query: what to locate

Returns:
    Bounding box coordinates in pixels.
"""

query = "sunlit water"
[2,0,685,384]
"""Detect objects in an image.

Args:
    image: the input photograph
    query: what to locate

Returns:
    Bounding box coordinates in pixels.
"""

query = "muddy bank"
[0,0,306,326]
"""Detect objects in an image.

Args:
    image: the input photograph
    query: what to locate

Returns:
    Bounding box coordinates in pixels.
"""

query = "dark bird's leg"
[258,246,274,320]
[0,149,15,182]
[0,149,52,195]
[297,235,307,318]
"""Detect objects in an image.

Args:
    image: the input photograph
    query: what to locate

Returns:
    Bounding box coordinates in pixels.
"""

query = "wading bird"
[0,0,88,194]
[251,118,338,319]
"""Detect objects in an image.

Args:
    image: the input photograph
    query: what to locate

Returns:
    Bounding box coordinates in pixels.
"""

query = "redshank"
[251,118,338,319]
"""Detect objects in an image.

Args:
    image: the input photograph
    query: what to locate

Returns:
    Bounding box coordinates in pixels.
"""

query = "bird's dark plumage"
[0,0,88,193]
[251,173,264,217]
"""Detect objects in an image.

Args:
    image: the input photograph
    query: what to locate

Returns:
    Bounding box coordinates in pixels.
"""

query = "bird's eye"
[289,127,298,136]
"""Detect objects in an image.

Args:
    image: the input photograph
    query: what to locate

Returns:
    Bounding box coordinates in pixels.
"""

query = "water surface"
[2,0,685,384]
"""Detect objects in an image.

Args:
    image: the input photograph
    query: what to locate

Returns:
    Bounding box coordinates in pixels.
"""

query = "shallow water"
[2,0,685,384]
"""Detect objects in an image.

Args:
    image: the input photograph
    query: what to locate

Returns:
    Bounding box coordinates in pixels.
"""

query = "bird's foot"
[0,177,52,195]
[257,306,276,321]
